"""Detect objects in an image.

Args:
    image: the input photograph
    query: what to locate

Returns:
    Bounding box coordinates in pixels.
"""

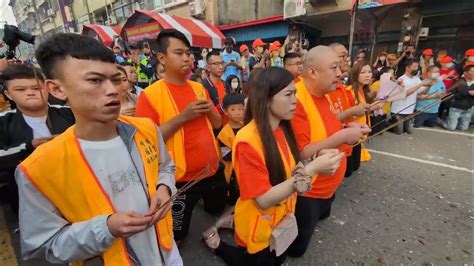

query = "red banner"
[125,22,162,42]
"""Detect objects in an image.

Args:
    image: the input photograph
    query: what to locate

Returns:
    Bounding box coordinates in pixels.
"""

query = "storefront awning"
[121,9,225,48]
[82,24,121,47]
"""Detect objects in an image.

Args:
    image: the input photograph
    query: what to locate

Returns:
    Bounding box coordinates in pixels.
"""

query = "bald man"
[289,46,371,257]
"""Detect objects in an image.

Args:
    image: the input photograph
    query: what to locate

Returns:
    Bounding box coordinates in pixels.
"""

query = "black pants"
[287,195,335,258]
[344,143,361,177]
[172,164,228,240]
[216,242,287,266]
[390,113,414,135]
[370,115,387,135]
[0,171,18,214]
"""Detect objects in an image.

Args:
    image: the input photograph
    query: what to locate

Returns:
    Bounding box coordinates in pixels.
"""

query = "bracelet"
[292,162,313,194]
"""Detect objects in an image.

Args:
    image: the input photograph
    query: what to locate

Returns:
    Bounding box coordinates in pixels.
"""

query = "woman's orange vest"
[18,116,173,266]
[141,80,220,181]
[217,124,236,182]
[232,120,296,254]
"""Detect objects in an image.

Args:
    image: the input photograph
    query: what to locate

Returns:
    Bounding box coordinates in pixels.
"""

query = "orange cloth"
[19,116,174,266]
[292,93,347,199]
[135,80,220,182]
[327,83,354,122]
[233,120,296,254]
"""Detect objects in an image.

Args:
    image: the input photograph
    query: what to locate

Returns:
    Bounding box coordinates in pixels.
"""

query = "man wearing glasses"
[203,50,232,112]
[284,52,304,83]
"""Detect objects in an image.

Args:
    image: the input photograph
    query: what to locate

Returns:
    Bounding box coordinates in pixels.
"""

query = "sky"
[0,0,18,27]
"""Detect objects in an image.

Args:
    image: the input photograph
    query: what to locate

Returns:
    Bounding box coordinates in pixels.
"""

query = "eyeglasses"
[209,61,224,66]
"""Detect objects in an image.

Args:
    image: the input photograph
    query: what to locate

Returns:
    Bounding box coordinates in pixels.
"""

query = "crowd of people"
[0,28,472,266]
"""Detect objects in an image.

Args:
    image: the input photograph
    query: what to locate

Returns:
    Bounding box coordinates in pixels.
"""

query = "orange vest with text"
[141,80,220,181]
[232,120,296,254]
[18,116,173,266]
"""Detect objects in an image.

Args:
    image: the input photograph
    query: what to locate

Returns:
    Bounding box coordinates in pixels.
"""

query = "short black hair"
[406,58,419,67]
[206,50,221,63]
[156,29,191,54]
[35,33,115,79]
[283,52,301,65]
[225,38,235,46]
[0,64,44,91]
[222,93,245,109]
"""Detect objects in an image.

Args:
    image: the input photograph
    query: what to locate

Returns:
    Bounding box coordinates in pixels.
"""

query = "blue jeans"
[444,107,472,131]
[414,112,438,127]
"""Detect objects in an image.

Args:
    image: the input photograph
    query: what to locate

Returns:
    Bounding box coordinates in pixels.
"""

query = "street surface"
[2,126,473,265]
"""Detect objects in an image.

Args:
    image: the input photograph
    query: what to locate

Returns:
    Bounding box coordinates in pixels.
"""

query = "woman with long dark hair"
[202,67,343,265]
[226,74,242,94]
[345,61,378,172]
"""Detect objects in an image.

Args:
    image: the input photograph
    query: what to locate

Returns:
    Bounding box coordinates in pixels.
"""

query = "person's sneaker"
[202,226,220,250]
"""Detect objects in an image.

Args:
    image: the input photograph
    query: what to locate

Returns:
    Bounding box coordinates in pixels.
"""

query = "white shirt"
[22,115,52,138]
[391,74,422,114]
[78,136,162,266]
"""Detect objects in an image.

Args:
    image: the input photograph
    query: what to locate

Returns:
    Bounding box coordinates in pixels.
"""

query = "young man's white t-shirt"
[391,74,422,115]
[78,136,162,266]
[22,115,52,138]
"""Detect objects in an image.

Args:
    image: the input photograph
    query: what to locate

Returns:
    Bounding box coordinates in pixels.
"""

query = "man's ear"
[157,53,166,67]
[44,79,67,101]
[3,89,12,101]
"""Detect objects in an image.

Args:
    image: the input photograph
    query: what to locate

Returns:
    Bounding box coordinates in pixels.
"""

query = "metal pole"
[104,0,110,24]
[84,0,93,24]
[369,17,377,63]
[348,0,358,59]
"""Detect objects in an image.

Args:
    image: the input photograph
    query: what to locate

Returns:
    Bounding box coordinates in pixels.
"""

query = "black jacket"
[0,105,75,181]
[202,78,232,108]
[451,78,474,110]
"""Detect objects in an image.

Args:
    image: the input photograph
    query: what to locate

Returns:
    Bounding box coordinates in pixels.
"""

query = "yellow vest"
[232,120,296,254]
[346,85,369,125]
[142,80,220,181]
[217,124,236,182]
[295,80,328,141]
[18,116,173,266]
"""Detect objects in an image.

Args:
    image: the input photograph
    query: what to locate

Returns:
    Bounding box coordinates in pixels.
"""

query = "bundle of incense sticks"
[149,164,212,215]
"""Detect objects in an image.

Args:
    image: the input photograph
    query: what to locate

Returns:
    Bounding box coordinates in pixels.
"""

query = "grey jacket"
[15,121,177,265]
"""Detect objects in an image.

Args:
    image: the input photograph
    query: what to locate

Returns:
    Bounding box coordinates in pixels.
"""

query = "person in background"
[439,56,459,90]
[130,44,154,89]
[204,50,231,111]
[443,63,474,131]
[150,57,166,82]
[202,67,343,265]
[387,53,398,69]
[420,48,435,75]
[17,33,181,265]
[373,51,390,72]
[113,45,126,64]
[198,48,209,69]
[289,46,371,257]
[239,44,251,82]
[414,65,446,128]
[136,29,227,243]
[391,59,436,134]
[456,49,474,75]
[217,93,245,205]
[328,43,350,83]
[249,38,269,71]
[140,42,153,61]
[284,52,304,83]
[226,75,242,95]
[269,43,284,67]
[222,38,242,82]
[369,66,396,133]
[191,68,206,83]
[354,49,367,65]
[0,64,75,214]
[395,44,417,78]
[117,65,137,116]
[119,62,143,96]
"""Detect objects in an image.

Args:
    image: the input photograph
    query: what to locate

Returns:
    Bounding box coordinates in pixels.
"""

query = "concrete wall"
[217,0,284,25]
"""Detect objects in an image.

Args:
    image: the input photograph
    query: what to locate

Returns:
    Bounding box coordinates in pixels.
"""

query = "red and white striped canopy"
[123,9,225,49]
[82,24,121,47]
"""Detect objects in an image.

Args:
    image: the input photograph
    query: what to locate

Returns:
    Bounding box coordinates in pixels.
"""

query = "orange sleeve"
[235,142,272,200]
[135,93,160,125]
[291,101,311,151]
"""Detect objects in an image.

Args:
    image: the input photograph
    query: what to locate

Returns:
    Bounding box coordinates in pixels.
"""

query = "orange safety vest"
[345,85,372,161]
[18,116,173,266]
[232,120,296,254]
[141,80,220,181]
[217,124,236,182]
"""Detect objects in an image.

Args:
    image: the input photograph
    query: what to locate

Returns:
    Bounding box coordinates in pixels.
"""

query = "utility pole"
[348,0,358,59]
[84,0,94,24]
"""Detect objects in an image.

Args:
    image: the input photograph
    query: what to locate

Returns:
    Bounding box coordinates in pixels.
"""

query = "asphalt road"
[2,126,473,265]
